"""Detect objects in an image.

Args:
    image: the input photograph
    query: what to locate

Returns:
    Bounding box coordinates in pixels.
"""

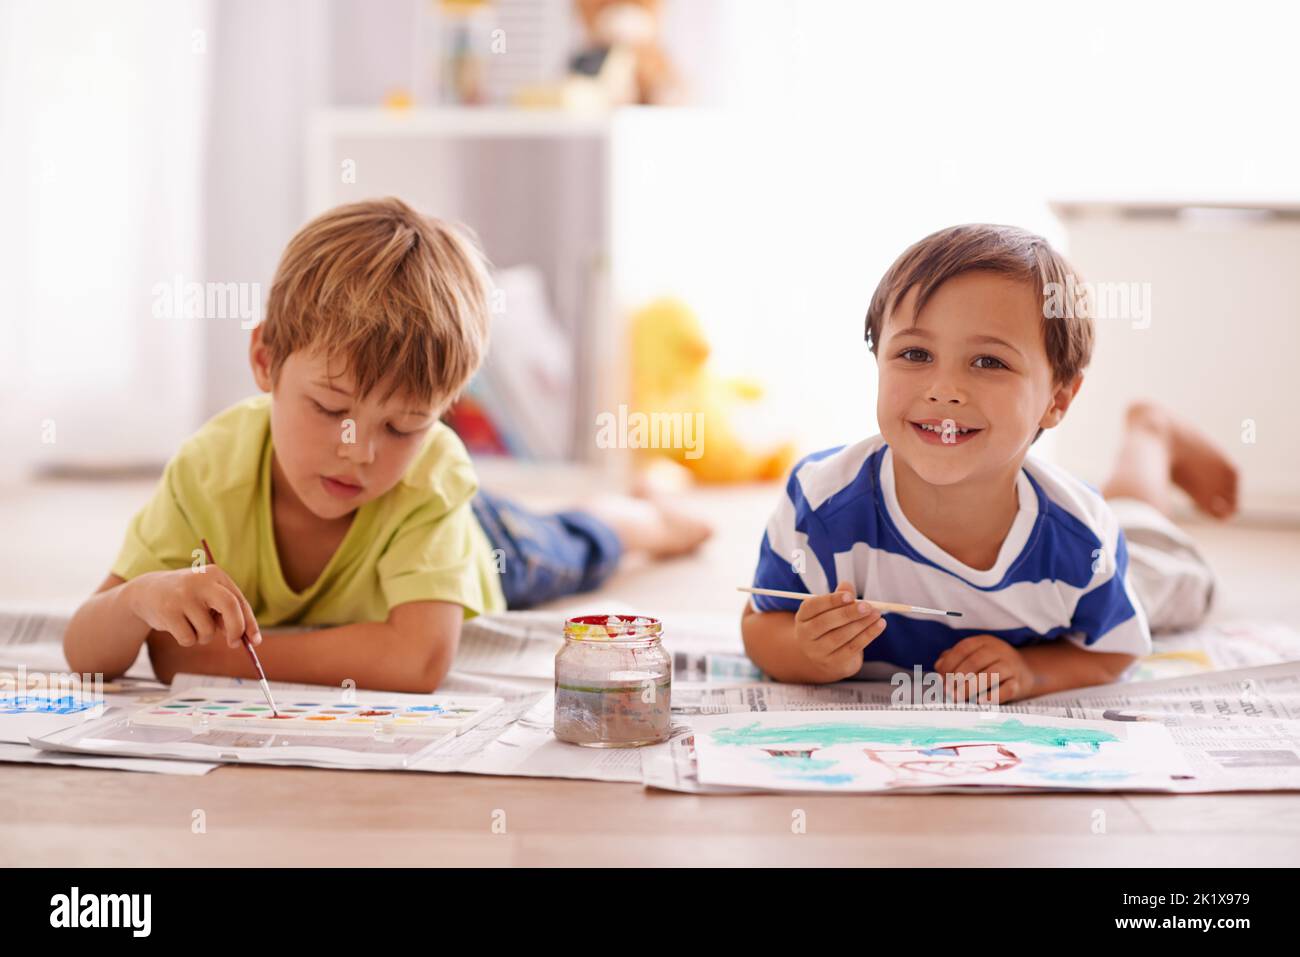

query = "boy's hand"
[935,634,1034,703]
[125,566,261,649]
[794,581,887,681]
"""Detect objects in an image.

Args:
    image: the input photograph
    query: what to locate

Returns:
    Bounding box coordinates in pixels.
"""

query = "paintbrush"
[737,586,963,618]
[200,538,279,715]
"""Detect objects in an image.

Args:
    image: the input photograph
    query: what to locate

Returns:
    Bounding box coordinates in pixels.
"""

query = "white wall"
[0,0,212,479]
[200,0,330,417]
[1055,206,1300,515]
[8,0,1297,477]
[642,0,1300,456]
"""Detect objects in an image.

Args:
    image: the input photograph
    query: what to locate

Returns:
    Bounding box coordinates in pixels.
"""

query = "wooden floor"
[3,471,1300,867]
[6,763,1300,866]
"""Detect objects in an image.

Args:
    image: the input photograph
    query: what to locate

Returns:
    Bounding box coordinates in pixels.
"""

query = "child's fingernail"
[841,592,852,603]
[857,601,870,613]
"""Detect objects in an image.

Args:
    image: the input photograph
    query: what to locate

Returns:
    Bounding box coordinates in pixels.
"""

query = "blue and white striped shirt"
[750,436,1151,677]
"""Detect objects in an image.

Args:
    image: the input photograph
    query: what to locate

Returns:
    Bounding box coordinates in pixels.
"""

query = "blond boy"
[65,198,707,692]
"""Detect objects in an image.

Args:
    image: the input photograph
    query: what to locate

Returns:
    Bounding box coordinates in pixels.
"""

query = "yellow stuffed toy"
[629,298,797,483]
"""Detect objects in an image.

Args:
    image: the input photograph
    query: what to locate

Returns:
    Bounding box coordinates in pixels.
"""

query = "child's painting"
[1,693,101,716]
[691,710,1190,792]
[129,686,502,738]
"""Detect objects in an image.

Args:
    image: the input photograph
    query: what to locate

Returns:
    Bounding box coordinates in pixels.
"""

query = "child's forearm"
[740,606,837,684]
[1018,640,1135,697]
[147,620,453,694]
[63,577,154,680]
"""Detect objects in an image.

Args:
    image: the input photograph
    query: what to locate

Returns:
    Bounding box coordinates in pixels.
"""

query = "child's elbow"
[411,650,454,694]
[739,606,762,656]
[62,642,96,679]
[62,622,120,681]
[1101,652,1137,680]
[62,628,86,673]
[386,604,461,694]
[410,670,444,695]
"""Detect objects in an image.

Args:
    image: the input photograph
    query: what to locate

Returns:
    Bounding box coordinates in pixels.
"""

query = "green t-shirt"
[111,395,505,626]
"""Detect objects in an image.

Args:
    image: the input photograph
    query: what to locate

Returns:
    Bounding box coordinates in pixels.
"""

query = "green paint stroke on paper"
[710,718,1118,751]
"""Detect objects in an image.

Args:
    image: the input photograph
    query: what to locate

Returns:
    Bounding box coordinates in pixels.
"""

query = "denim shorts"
[471,490,623,610]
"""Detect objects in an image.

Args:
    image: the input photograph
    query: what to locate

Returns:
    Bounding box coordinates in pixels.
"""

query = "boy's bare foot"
[1105,401,1239,519]
[1162,408,1239,519]
[589,493,713,559]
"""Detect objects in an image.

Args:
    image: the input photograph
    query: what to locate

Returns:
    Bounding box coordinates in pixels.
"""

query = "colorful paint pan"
[129,687,503,738]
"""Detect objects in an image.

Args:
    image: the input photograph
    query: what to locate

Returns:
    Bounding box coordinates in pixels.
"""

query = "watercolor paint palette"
[129,686,503,738]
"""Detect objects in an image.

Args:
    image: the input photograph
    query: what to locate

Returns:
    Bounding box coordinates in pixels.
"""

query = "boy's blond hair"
[262,197,491,408]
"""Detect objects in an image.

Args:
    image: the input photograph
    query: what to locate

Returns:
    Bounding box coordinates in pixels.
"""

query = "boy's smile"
[909,418,983,445]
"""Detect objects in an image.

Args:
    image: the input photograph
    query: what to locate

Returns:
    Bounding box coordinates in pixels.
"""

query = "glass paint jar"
[554,615,672,748]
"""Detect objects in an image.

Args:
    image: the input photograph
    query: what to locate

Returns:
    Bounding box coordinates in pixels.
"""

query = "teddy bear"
[571,0,680,106]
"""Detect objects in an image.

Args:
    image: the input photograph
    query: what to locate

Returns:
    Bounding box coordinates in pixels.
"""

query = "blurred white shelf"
[304,105,718,474]
[309,106,621,140]
[1051,198,1300,222]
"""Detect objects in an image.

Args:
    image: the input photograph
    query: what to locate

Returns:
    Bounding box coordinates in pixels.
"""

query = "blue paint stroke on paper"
[0,694,99,715]
[710,718,1118,751]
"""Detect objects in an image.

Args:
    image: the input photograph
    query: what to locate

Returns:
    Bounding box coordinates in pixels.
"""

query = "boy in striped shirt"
[742,224,1236,702]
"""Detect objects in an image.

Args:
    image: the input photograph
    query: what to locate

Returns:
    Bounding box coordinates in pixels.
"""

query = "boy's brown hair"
[864,223,1093,387]
[262,197,491,408]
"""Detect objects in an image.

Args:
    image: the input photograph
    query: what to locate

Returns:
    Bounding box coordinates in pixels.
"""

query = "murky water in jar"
[554,671,672,747]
